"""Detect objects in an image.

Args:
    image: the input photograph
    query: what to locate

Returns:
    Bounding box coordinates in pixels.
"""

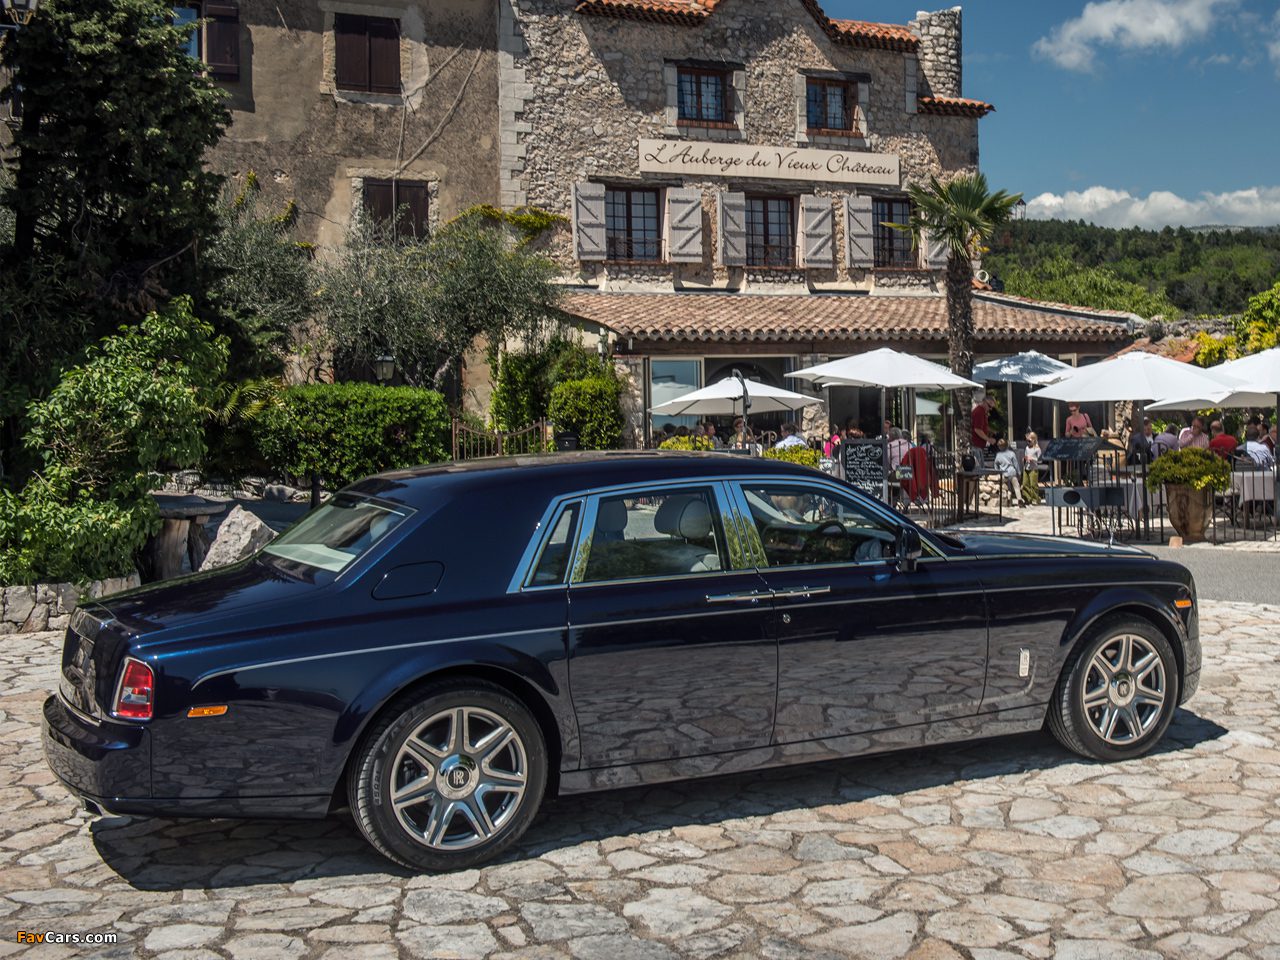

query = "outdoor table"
[145,494,229,581]
[1231,470,1276,529]
[1120,479,1166,520]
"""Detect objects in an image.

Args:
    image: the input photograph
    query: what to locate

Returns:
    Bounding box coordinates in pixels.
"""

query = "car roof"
[347,451,816,510]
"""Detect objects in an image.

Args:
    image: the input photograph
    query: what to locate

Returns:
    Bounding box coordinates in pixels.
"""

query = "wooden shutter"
[368,17,401,95]
[397,181,429,237]
[205,1,240,81]
[800,195,834,268]
[925,231,949,270]
[362,180,394,225]
[718,191,746,266]
[665,188,704,263]
[845,195,874,269]
[334,13,369,92]
[572,183,607,261]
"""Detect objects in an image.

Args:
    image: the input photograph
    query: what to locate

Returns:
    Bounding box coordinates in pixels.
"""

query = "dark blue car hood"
[944,532,1149,559]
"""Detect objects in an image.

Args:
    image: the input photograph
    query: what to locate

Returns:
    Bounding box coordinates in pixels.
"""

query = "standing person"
[1208,420,1238,460]
[994,438,1023,507]
[774,423,807,450]
[1022,431,1043,504]
[887,428,911,470]
[823,424,841,458]
[1064,402,1095,439]
[971,395,996,461]
[1178,417,1210,450]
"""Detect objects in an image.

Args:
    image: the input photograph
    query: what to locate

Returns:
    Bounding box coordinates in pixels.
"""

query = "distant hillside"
[984,219,1280,318]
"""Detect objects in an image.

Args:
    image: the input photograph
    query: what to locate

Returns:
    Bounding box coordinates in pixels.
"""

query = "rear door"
[566,481,776,768]
[729,479,989,743]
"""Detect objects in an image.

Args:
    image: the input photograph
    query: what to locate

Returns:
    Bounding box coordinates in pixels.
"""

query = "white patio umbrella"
[789,348,980,501]
[650,376,822,416]
[1148,348,1280,410]
[971,350,1075,440]
[1028,353,1237,404]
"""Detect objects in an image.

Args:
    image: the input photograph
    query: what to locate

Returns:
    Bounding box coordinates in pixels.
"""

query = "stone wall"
[909,7,963,99]
[504,0,980,292]
[1,575,142,635]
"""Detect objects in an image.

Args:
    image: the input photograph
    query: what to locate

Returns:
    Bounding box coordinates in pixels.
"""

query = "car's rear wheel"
[348,680,547,871]
[1048,616,1179,762]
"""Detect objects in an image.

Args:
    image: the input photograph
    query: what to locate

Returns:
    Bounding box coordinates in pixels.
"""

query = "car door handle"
[706,590,767,605]
[772,586,831,600]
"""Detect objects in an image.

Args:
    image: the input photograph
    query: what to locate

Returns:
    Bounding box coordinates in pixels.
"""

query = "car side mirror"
[896,527,922,573]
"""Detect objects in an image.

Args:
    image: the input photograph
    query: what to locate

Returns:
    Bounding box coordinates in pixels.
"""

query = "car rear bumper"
[42,694,152,811]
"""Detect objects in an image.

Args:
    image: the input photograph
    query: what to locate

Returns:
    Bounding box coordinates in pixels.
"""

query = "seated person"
[994,438,1024,507]
[1244,425,1276,468]
[1208,420,1239,460]
[774,423,807,450]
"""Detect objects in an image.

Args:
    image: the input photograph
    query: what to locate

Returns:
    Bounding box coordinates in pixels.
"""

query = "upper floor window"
[172,2,239,81]
[335,13,400,95]
[746,196,796,268]
[605,188,661,262]
[677,67,733,125]
[363,179,430,239]
[874,197,917,269]
[806,78,859,135]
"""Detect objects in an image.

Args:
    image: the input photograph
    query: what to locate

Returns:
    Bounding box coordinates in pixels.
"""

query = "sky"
[823,0,1280,229]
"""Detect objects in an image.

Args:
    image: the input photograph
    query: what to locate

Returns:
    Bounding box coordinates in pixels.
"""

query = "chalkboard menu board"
[842,439,886,500]
[1041,437,1105,462]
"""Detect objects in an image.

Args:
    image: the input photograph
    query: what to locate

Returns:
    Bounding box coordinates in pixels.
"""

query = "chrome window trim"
[507,496,585,594]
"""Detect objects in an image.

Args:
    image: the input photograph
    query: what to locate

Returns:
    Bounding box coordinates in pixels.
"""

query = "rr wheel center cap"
[1111,673,1136,707]
[436,755,478,800]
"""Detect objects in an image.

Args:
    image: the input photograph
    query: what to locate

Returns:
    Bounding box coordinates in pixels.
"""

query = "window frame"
[676,65,734,127]
[805,78,860,136]
[362,178,431,239]
[604,186,663,263]
[745,195,797,269]
[334,12,401,95]
[873,196,919,270]
[172,3,202,62]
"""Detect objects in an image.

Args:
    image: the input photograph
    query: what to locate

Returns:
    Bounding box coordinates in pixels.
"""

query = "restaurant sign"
[638,138,900,186]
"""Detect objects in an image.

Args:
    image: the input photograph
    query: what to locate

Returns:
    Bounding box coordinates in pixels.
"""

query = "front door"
[567,483,776,768]
[731,481,988,743]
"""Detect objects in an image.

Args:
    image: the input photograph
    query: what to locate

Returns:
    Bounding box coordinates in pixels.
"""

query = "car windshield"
[262,494,412,573]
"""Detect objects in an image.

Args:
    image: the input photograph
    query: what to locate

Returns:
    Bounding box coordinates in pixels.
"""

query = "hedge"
[548,377,623,450]
[257,383,450,488]
[763,446,822,469]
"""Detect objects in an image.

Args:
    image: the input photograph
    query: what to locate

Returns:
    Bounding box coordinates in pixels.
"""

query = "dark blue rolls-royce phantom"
[44,452,1200,870]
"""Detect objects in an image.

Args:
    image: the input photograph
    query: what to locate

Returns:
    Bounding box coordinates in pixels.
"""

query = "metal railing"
[451,419,548,461]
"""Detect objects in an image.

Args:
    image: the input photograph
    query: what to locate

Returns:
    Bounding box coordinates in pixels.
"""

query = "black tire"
[1048,615,1179,762]
[348,679,548,871]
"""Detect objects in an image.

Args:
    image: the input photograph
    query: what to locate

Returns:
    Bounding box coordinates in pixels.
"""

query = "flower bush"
[658,435,715,451]
[1146,447,1231,492]
[763,446,822,469]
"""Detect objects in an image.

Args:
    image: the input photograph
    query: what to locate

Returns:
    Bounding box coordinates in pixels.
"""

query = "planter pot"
[554,432,579,452]
[1165,484,1211,543]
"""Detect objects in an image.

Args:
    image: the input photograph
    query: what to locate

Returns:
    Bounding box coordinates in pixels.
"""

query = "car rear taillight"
[112,658,154,721]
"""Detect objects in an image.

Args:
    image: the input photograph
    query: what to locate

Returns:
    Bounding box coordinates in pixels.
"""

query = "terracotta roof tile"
[561,291,1133,346]
[917,95,996,118]
[824,17,919,51]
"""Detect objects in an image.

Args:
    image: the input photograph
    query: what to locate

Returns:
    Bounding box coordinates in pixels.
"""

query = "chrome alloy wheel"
[1081,633,1167,746]
[389,706,528,851]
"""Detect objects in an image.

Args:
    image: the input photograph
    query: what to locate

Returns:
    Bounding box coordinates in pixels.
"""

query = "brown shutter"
[368,17,401,95]
[363,180,394,225]
[205,1,240,81]
[334,13,369,92]
[398,181,429,238]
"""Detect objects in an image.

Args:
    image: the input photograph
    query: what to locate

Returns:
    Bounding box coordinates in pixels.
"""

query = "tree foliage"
[548,378,624,450]
[998,256,1176,319]
[1192,281,1280,366]
[490,336,614,431]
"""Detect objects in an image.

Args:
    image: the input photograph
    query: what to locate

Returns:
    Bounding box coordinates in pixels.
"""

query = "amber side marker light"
[1174,599,1193,610]
[187,705,229,718]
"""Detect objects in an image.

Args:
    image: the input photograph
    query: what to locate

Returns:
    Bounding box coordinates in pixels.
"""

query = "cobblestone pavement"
[3,602,1280,960]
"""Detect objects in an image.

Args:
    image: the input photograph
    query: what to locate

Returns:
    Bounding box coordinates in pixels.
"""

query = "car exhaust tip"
[82,798,104,817]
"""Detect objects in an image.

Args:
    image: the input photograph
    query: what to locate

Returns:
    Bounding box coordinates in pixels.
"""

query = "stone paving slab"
[2,602,1279,959]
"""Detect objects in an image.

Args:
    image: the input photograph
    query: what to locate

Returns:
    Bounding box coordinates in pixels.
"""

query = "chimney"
[910,7,963,99]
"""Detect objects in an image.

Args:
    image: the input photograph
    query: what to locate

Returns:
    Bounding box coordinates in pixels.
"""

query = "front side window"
[677,67,732,124]
[263,494,412,574]
[335,13,401,94]
[874,197,916,269]
[363,179,430,238]
[605,188,661,261]
[806,79,858,134]
[746,196,796,267]
[581,489,726,583]
[740,484,898,567]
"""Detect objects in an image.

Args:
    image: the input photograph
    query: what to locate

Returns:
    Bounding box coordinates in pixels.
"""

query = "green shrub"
[764,446,821,469]
[1147,447,1231,492]
[548,378,623,450]
[658,435,715,451]
[257,382,450,488]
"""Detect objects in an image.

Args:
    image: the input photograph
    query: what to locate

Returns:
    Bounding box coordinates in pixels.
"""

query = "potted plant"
[1146,447,1231,543]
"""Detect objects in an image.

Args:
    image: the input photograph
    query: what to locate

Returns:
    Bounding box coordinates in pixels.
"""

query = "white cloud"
[1026,185,1280,228]
[1034,0,1234,71]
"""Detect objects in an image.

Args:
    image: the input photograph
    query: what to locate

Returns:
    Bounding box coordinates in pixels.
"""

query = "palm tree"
[895,173,1022,455]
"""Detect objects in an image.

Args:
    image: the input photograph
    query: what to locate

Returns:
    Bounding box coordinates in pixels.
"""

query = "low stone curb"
[0,573,141,635]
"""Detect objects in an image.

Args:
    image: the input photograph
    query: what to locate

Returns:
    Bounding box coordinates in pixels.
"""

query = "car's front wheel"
[1048,616,1179,762]
[348,680,547,871]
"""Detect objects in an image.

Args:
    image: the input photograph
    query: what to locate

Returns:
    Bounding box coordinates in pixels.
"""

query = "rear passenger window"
[581,488,726,584]
[530,503,580,586]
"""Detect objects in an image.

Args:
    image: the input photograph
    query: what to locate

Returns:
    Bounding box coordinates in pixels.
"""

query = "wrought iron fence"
[451,419,548,461]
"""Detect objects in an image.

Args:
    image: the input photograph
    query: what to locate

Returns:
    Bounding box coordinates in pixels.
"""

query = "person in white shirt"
[774,423,807,450]
[886,427,910,470]
[1244,425,1276,467]
[993,438,1023,507]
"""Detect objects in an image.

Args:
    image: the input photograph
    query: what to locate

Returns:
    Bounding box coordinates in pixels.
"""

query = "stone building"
[497,0,1134,445]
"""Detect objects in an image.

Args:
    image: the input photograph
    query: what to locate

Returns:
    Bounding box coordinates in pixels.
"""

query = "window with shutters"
[362,179,430,239]
[335,13,401,95]
[605,188,661,262]
[746,197,796,268]
[677,67,734,126]
[873,198,917,269]
[806,79,860,135]
[172,2,239,81]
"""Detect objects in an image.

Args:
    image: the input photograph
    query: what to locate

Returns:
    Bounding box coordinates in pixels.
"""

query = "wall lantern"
[373,354,396,385]
[1,0,40,26]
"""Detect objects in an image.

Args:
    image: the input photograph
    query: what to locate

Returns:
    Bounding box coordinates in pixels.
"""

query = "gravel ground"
[4,601,1280,959]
